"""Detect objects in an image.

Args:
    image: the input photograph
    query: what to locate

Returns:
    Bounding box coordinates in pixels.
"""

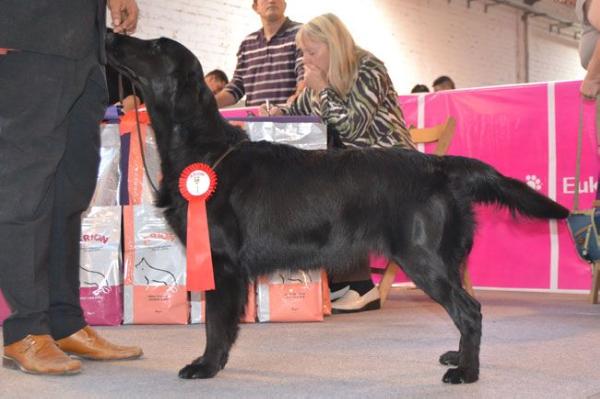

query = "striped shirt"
[224,18,304,106]
[282,52,414,149]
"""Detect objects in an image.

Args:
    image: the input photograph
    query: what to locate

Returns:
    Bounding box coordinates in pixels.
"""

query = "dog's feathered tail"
[445,156,569,219]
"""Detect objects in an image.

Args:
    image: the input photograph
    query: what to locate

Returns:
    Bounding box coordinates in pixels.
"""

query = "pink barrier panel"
[555,81,599,289]
[435,84,552,289]
[398,95,419,128]
[392,81,598,291]
[0,292,10,326]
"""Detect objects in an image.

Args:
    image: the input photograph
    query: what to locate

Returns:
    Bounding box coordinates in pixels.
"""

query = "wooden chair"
[591,260,600,304]
[372,117,475,305]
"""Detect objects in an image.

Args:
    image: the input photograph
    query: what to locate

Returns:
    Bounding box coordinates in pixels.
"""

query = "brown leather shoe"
[56,326,143,361]
[3,335,81,375]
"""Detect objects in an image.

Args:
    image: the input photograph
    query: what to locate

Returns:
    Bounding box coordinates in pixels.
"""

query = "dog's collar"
[211,139,249,170]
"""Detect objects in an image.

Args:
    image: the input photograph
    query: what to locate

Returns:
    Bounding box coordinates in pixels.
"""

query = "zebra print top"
[282,52,415,149]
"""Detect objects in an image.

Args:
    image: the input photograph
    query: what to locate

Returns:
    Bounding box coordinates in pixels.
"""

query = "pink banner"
[555,81,599,289]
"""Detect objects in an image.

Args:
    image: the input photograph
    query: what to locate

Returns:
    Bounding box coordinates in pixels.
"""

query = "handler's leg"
[0,50,81,374]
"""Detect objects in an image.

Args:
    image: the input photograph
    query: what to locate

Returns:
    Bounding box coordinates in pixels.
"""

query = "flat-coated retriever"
[105,32,569,384]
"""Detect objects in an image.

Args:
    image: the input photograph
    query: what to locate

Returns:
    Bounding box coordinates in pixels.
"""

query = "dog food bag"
[123,204,188,324]
[90,123,121,207]
[227,116,327,150]
[321,270,331,316]
[0,292,10,326]
[190,282,257,324]
[79,206,123,325]
[119,108,162,205]
[257,269,324,322]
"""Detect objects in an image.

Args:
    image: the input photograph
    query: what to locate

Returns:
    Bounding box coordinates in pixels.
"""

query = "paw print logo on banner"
[525,175,542,191]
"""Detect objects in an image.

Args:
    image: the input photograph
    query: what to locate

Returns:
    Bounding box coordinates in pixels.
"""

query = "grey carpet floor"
[1,289,600,399]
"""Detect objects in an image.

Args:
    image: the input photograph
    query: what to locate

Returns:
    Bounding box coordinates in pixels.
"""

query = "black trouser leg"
[48,61,107,340]
[0,50,106,345]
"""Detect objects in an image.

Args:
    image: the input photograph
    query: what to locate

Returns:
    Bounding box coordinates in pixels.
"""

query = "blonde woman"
[261,13,415,313]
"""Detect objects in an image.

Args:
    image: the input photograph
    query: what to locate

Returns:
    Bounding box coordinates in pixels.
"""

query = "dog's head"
[105,32,214,122]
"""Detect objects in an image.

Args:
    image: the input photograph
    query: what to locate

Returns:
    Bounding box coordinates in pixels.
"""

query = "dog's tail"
[445,156,569,220]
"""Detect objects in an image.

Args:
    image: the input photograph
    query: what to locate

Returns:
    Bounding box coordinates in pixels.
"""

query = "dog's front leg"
[178,268,247,379]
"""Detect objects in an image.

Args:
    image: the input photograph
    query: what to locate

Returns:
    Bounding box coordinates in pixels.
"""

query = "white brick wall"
[131,0,585,94]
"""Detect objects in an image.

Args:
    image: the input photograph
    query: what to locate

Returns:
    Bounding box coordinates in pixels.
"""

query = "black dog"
[105,33,569,384]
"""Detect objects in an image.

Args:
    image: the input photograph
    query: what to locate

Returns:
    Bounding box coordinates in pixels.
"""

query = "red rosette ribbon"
[178,163,217,291]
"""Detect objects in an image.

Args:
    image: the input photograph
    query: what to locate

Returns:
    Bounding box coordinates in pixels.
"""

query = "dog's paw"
[178,363,219,379]
[439,350,460,366]
[442,367,478,384]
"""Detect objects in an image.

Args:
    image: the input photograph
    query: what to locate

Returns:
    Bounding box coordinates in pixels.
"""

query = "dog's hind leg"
[438,259,472,367]
[178,262,248,379]
[396,250,481,384]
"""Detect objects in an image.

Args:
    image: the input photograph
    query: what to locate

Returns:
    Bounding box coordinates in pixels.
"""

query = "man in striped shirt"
[215,0,304,108]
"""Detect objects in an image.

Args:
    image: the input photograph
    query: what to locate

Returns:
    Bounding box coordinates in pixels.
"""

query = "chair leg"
[591,261,600,304]
[461,261,475,297]
[378,262,400,306]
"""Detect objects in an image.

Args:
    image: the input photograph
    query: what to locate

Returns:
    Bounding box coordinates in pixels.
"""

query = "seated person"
[261,13,415,313]
[411,84,430,93]
[432,75,455,92]
[205,69,229,95]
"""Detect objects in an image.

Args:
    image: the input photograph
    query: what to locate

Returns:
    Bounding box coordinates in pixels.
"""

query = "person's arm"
[582,40,600,98]
[318,61,386,143]
[215,44,246,108]
[215,90,237,108]
[286,80,305,106]
[107,0,139,34]
[582,0,600,98]
[259,88,311,116]
[286,46,305,105]
[587,0,600,28]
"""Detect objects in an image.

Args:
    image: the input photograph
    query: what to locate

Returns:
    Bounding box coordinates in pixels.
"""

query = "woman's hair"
[296,13,364,99]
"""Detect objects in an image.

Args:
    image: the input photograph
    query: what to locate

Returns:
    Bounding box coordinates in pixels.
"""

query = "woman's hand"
[303,64,328,93]
[581,75,600,100]
[258,103,284,116]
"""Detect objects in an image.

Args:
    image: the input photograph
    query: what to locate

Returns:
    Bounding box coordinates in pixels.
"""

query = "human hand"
[108,0,139,34]
[581,76,600,100]
[121,95,142,112]
[303,64,328,93]
[258,103,284,116]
